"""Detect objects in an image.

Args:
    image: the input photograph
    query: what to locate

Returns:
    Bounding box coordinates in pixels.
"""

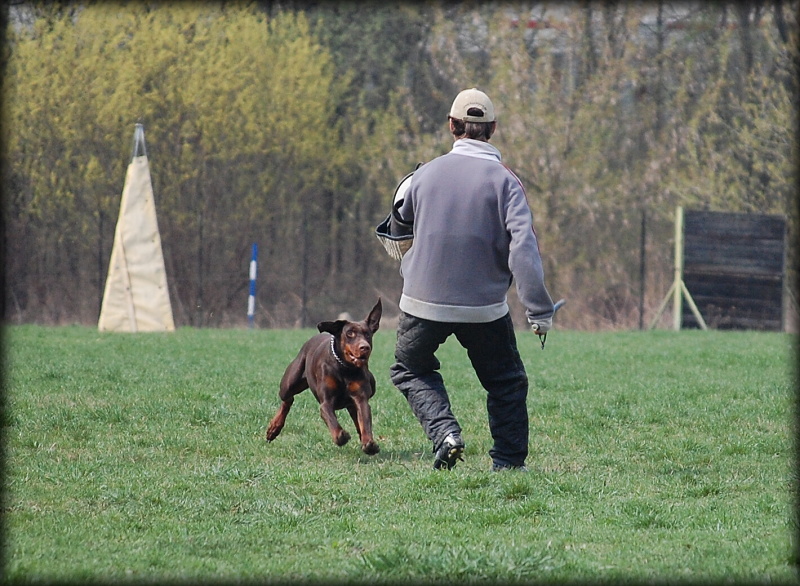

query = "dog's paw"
[335,429,351,446]
[362,440,380,455]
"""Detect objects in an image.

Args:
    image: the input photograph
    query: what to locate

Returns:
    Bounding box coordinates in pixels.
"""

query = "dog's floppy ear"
[365,298,382,333]
[317,320,347,336]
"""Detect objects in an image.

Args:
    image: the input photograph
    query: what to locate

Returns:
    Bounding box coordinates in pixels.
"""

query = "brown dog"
[265,299,382,455]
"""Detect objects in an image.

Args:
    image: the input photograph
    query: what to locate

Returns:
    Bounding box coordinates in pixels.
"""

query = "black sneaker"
[491,463,528,472]
[433,433,465,470]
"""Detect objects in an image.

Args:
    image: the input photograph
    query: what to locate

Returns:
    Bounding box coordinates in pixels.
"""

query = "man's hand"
[529,318,552,335]
[530,299,565,348]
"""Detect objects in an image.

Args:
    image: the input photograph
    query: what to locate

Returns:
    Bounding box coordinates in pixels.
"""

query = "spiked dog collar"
[329,335,348,368]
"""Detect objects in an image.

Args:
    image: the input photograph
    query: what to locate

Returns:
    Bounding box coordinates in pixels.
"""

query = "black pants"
[390,312,529,468]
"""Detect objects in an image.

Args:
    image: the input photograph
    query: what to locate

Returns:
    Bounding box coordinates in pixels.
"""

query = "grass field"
[2,324,797,583]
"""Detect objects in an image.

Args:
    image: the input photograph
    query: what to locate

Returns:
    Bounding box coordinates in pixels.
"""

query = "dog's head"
[317,298,382,369]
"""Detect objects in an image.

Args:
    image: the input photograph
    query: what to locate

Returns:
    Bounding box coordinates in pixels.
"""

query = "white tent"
[98,125,175,332]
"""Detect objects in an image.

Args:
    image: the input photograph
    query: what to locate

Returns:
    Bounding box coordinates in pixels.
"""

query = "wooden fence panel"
[682,210,786,330]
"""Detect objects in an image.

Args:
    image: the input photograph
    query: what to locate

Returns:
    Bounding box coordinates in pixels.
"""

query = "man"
[390,87,555,471]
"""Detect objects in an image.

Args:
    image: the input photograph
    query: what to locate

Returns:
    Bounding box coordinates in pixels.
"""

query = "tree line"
[3,1,797,330]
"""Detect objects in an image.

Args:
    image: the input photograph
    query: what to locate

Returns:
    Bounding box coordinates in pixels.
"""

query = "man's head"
[448,87,496,141]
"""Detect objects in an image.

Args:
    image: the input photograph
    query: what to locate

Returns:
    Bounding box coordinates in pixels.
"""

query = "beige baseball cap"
[449,88,495,122]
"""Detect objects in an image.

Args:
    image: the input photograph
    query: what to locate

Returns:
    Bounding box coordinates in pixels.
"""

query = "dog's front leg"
[319,401,351,446]
[349,398,379,455]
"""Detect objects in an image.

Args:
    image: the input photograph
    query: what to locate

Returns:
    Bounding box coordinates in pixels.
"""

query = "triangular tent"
[98,124,175,332]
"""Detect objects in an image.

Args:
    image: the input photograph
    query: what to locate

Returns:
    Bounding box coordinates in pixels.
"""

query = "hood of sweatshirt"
[450,138,502,162]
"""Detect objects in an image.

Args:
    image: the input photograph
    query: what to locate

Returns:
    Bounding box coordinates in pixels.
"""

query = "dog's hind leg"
[320,400,351,447]
[265,355,308,442]
[265,399,293,441]
[346,403,362,439]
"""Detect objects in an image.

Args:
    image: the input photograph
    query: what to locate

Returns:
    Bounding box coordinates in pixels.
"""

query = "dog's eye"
[346,330,356,338]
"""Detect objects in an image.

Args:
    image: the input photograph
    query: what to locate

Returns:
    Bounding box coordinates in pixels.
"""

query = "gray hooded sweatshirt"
[397,138,554,327]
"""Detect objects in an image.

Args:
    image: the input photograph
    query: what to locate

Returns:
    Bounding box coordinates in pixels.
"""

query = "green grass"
[2,325,797,583]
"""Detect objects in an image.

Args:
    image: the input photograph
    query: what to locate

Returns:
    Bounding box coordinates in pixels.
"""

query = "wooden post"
[672,206,684,331]
[649,205,707,331]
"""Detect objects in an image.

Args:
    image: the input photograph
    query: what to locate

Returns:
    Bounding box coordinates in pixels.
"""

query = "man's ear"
[317,320,347,336]
[365,298,382,333]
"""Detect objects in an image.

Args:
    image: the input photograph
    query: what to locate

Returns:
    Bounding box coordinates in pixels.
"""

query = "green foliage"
[3,2,798,328]
[450,3,798,328]
[5,3,360,326]
[3,325,795,581]
[666,25,797,215]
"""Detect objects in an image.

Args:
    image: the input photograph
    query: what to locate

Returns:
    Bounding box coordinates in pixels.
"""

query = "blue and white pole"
[248,243,258,329]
